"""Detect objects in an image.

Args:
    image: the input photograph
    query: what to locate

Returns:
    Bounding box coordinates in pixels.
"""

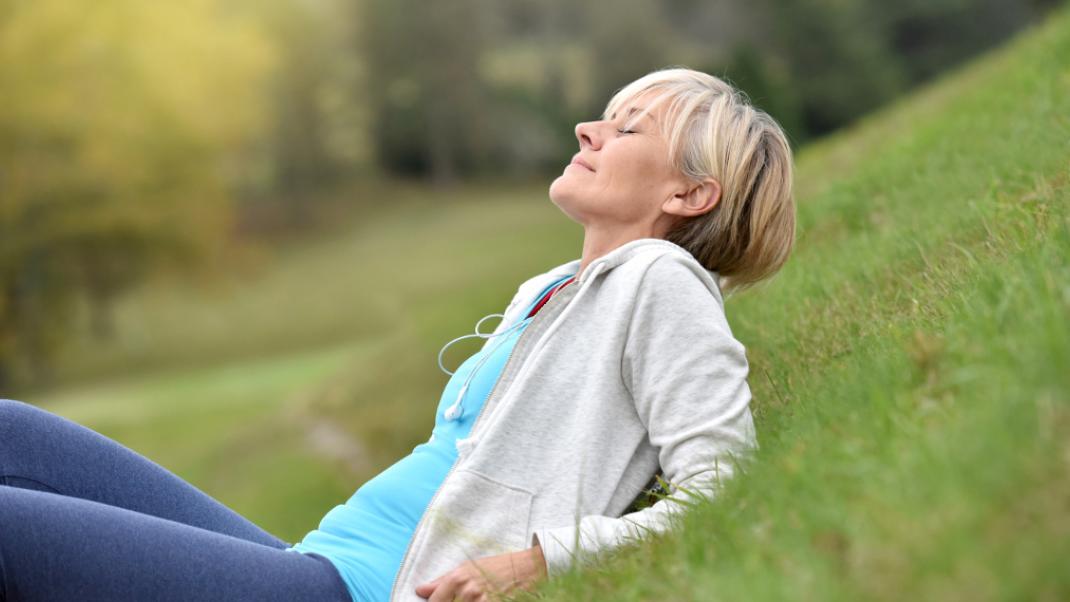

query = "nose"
[575,121,600,150]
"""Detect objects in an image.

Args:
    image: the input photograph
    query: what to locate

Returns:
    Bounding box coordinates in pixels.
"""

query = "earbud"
[443,382,470,420]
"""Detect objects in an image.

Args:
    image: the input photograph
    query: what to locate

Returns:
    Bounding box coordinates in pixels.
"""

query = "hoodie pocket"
[422,467,535,557]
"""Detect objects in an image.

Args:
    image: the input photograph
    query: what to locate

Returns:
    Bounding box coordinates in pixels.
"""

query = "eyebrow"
[610,106,653,122]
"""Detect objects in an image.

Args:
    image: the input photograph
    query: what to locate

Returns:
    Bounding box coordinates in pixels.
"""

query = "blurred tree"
[0,0,274,389]
[881,0,1041,82]
[360,0,495,187]
[750,0,1055,138]
[267,2,339,204]
[4,0,1060,389]
[720,45,807,148]
[578,0,676,121]
[344,0,1059,180]
[463,0,583,174]
[753,0,909,136]
[246,0,370,227]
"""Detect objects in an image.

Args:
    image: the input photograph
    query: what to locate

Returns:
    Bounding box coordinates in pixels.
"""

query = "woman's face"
[549,93,689,235]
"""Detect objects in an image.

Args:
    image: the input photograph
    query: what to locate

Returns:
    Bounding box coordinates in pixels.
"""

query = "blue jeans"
[0,399,352,601]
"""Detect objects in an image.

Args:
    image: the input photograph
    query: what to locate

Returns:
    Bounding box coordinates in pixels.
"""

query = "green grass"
[17,4,1069,597]
[511,6,1070,601]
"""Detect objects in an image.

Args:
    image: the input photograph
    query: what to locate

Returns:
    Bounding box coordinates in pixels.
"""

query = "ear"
[666,177,721,217]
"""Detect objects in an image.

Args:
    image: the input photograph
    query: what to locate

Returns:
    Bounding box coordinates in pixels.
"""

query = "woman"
[0,67,794,602]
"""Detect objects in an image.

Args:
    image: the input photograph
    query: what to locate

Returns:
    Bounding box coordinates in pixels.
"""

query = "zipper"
[466,277,578,443]
[388,277,580,600]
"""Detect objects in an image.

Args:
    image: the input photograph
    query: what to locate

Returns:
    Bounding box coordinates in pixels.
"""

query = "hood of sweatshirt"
[510,237,723,318]
[481,237,724,356]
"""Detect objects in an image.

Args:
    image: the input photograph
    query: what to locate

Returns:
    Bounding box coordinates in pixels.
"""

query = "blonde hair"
[604,67,796,295]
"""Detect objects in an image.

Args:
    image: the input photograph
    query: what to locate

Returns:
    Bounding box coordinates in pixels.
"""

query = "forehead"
[605,89,671,127]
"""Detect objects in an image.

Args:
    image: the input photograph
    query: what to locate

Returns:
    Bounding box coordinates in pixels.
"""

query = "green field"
[19,4,1070,599]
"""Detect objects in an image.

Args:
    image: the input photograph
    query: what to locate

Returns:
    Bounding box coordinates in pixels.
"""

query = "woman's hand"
[415,543,548,601]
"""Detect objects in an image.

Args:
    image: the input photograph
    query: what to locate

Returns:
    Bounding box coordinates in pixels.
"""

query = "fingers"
[424,570,493,602]
[426,573,460,602]
[418,552,529,601]
[415,575,440,597]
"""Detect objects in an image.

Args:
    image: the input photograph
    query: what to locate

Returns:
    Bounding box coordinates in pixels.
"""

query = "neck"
[576,225,661,280]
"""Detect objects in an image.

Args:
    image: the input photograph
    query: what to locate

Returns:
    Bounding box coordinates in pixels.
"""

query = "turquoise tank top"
[286,274,574,602]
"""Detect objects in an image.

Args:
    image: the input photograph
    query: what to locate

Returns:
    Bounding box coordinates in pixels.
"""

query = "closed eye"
[617,128,636,134]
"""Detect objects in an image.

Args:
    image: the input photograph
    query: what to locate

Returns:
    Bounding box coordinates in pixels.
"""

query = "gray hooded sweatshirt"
[390,237,759,600]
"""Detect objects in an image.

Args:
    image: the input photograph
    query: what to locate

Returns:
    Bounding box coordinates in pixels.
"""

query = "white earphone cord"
[435,274,578,421]
[437,313,528,421]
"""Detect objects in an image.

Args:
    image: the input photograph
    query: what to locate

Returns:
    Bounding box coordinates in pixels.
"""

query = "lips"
[570,154,595,172]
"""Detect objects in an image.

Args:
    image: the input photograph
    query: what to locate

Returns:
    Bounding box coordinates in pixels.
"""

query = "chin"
[548,180,584,223]
[547,176,567,205]
[548,174,578,200]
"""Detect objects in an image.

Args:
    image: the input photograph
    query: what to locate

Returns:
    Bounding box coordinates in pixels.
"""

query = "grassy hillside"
[16,4,1067,599]
[517,7,1070,601]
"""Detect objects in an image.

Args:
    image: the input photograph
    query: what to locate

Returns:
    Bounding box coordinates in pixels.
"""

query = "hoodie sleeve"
[529,253,759,577]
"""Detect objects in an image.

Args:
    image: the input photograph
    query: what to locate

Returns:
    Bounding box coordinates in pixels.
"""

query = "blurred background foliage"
[0,0,1061,393]
[0,0,1067,556]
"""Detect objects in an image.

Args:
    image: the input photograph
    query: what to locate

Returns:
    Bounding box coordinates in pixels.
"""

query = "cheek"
[614,144,661,178]
[615,155,666,195]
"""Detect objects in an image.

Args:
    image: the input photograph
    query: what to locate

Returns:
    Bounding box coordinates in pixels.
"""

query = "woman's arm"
[530,254,759,577]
